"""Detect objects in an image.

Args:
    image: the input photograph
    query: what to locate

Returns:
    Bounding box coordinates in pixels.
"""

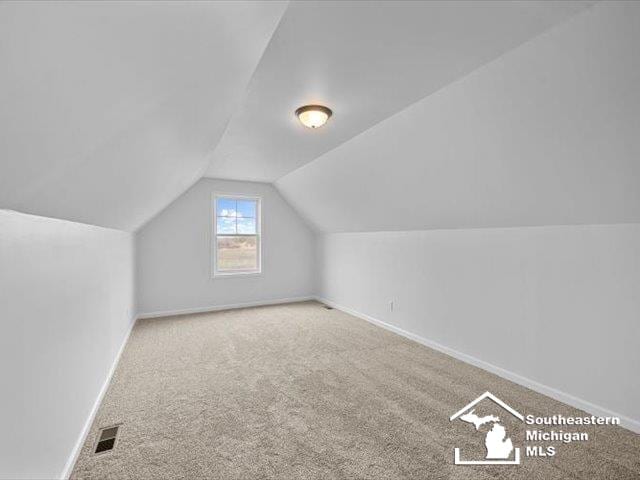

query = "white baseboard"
[137,296,315,320]
[316,297,640,434]
[60,315,137,479]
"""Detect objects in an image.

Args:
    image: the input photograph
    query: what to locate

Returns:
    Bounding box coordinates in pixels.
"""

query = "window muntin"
[213,196,261,276]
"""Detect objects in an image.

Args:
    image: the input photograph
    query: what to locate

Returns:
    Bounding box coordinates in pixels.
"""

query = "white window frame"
[211,193,262,278]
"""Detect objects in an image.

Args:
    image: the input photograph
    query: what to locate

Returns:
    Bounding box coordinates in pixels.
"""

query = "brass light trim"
[295,105,333,128]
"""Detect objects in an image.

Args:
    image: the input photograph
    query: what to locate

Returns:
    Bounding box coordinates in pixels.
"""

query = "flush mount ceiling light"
[295,105,332,129]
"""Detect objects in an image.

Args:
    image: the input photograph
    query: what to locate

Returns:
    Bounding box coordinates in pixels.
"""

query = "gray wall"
[318,224,640,430]
[274,1,640,432]
[136,178,315,316]
[0,210,135,479]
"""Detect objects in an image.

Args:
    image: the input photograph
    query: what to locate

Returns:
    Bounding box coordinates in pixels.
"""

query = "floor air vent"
[95,425,120,454]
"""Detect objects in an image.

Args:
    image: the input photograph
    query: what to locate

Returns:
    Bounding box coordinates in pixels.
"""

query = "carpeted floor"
[71,301,639,479]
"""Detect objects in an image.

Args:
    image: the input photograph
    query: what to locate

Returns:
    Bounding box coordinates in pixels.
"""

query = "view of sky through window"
[216,198,257,235]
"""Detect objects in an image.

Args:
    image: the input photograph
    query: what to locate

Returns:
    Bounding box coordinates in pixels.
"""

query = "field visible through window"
[217,236,257,270]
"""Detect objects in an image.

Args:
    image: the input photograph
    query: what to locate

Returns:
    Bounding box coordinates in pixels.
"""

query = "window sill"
[212,271,262,280]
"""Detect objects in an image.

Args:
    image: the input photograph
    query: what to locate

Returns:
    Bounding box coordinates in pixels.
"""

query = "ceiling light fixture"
[295,105,332,129]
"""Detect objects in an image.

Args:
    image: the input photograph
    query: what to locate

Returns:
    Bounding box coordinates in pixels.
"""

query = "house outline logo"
[449,391,524,465]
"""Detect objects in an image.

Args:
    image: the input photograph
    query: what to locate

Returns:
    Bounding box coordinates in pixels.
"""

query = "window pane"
[236,200,256,218]
[216,216,236,234]
[237,217,256,234]
[217,236,257,271]
[217,198,237,217]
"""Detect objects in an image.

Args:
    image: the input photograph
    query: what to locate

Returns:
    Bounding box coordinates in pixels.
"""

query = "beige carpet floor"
[71,301,639,479]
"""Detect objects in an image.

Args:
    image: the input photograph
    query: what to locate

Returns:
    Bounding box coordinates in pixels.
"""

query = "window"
[213,195,261,276]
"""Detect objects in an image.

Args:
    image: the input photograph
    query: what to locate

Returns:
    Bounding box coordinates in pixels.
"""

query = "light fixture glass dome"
[296,105,332,128]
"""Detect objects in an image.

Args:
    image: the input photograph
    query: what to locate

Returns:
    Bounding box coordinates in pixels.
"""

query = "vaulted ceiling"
[205,0,593,182]
[0,1,286,231]
[5,1,638,235]
[276,1,640,232]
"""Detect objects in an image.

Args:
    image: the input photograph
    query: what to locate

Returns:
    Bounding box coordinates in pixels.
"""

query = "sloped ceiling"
[0,1,287,231]
[276,2,640,232]
[5,1,628,236]
[205,0,593,182]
